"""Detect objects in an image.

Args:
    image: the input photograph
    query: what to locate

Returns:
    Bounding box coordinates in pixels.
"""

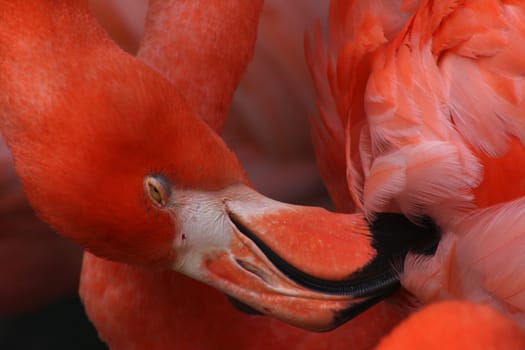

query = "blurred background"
[0,1,329,348]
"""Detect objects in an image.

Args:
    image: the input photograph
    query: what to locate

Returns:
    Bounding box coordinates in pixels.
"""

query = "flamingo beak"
[169,185,439,331]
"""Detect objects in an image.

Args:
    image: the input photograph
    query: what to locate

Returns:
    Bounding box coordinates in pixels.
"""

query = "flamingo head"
[0,1,440,331]
[5,62,439,329]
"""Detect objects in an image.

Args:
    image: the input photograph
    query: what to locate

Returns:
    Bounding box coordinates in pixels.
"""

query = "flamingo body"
[308,0,525,333]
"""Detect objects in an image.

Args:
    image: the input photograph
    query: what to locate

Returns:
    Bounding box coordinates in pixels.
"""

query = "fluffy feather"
[310,0,525,220]
[404,197,525,327]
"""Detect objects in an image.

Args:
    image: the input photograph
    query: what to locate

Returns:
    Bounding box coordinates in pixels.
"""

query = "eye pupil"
[149,184,161,201]
[144,175,171,207]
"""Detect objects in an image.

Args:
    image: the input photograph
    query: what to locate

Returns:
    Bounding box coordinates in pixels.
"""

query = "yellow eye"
[144,175,170,207]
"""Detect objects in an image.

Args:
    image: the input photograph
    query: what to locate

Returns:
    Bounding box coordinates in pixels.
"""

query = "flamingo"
[0,1,426,349]
[0,0,327,321]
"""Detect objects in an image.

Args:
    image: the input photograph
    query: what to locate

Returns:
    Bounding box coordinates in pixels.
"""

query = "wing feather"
[306,0,411,211]
[361,0,525,217]
[404,197,525,327]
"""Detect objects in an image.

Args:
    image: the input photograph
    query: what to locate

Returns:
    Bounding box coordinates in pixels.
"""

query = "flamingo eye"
[144,175,171,207]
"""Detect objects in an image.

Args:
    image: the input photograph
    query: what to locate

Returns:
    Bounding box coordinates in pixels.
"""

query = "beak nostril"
[235,258,269,283]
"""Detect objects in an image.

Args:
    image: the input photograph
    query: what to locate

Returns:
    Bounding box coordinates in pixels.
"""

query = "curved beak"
[169,185,438,331]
